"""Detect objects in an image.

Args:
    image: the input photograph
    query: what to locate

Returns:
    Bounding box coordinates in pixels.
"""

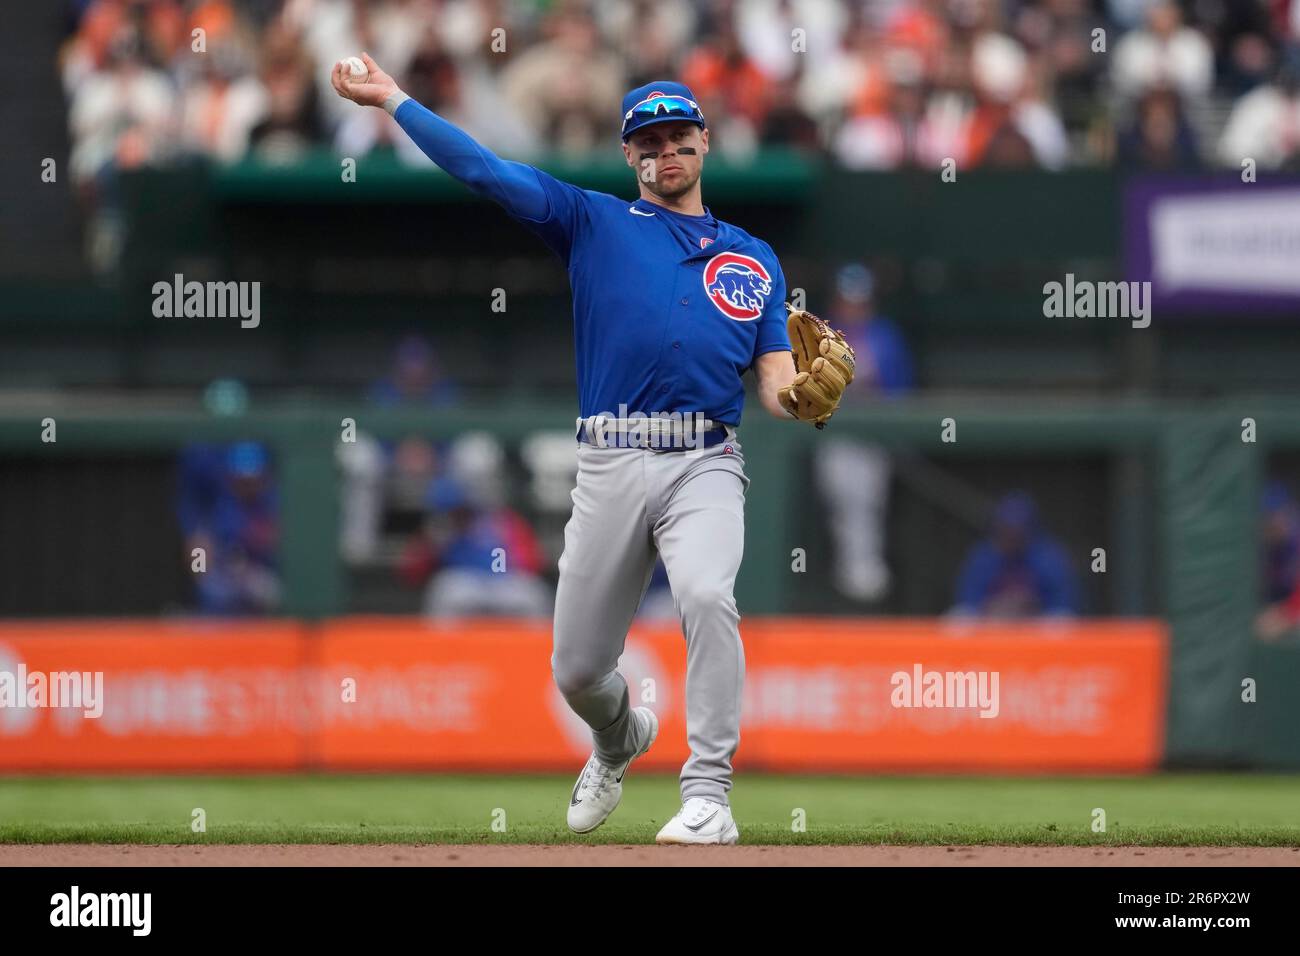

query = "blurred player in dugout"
[951,491,1080,619]
[178,441,280,615]
[816,263,913,602]
[1257,482,1300,641]
[401,469,551,620]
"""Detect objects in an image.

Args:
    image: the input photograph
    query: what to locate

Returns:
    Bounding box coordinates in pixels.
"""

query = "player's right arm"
[331,53,571,237]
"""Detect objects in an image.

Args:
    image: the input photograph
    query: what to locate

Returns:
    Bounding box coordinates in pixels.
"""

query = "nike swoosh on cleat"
[684,808,721,832]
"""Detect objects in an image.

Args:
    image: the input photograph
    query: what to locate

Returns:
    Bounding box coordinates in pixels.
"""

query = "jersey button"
[680,298,689,305]
[672,341,681,349]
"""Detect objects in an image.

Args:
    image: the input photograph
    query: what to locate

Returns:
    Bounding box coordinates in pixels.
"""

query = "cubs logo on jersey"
[702,252,771,321]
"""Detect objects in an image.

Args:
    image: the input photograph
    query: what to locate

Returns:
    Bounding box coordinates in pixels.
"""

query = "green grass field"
[0,773,1297,846]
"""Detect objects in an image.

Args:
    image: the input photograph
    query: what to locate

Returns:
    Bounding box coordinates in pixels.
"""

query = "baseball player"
[332,55,853,844]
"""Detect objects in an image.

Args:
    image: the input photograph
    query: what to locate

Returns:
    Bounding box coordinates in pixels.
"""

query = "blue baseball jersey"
[516,186,790,426]
[393,100,791,427]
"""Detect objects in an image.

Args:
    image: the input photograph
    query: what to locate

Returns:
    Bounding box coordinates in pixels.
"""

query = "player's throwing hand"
[330,53,399,108]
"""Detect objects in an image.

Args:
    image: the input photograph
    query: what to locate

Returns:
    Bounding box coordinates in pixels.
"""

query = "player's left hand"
[778,304,856,429]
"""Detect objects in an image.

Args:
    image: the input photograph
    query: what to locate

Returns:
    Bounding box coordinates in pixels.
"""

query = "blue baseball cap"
[226,441,269,478]
[1263,481,1294,514]
[992,491,1038,532]
[620,81,706,141]
[835,263,875,303]
[426,475,470,512]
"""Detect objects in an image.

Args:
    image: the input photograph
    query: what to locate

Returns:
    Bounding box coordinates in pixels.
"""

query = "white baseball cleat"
[655,797,740,845]
[566,706,658,834]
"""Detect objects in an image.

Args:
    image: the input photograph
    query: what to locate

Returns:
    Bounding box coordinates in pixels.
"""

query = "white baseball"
[340,56,368,82]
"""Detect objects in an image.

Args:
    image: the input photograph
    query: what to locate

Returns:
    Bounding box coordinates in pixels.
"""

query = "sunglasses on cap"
[622,94,705,139]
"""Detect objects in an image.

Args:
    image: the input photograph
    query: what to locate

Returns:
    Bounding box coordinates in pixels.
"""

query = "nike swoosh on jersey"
[628,207,657,217]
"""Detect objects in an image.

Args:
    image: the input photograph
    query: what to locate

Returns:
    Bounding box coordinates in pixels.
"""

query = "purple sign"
[1124,174,1300,317]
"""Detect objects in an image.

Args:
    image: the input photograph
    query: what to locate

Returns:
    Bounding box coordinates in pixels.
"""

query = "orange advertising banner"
[0,620,309,770]
[0,617,1167,772]
[738,619,1168,770]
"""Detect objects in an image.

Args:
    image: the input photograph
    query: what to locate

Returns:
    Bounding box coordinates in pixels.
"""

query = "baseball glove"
[778,304,856,429]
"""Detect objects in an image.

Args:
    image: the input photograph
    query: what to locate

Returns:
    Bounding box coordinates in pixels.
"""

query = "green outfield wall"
[2,399,1296,768]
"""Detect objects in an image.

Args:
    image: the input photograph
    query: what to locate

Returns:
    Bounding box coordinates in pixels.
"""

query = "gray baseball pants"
[551,435,749,806]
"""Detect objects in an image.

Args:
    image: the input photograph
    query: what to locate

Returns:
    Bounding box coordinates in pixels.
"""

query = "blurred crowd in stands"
[62,0,1300,181]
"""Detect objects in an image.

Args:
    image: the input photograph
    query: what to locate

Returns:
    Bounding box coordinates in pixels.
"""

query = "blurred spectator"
[797,10,877,129]
[248,20,326,161]
[1117,85,1201,168]
[757,57,822,152]
[881,0,951,72]
[833,47,947,169]
[951,492,1079,618]
[338,335,458,564]
[402,475,550,618]
[734,0,849,84]
[338,26,534,163]
[963,32,1069,169]
[1256,482,1300,641]
[681,16,773,159]
[1015,0,1109,137]
[814,264,913,602]
[67,31,175,272]
[290,0,428,129]
[62,0,182,93]
[1218,56,1300,171]
[1105,0,1150,32]
[499,5,625,156]
[981,122,1039,166]
[1209,0,1278,97]
[597,0,700,87]
[435,0,520,63]
[178,43,268,161]
[1283,0,1300,48]
[1112,0,1213,103]
[65,26,175,171]
[178,441,280,614]
[184,0,263,78]
[66,29,175,176]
